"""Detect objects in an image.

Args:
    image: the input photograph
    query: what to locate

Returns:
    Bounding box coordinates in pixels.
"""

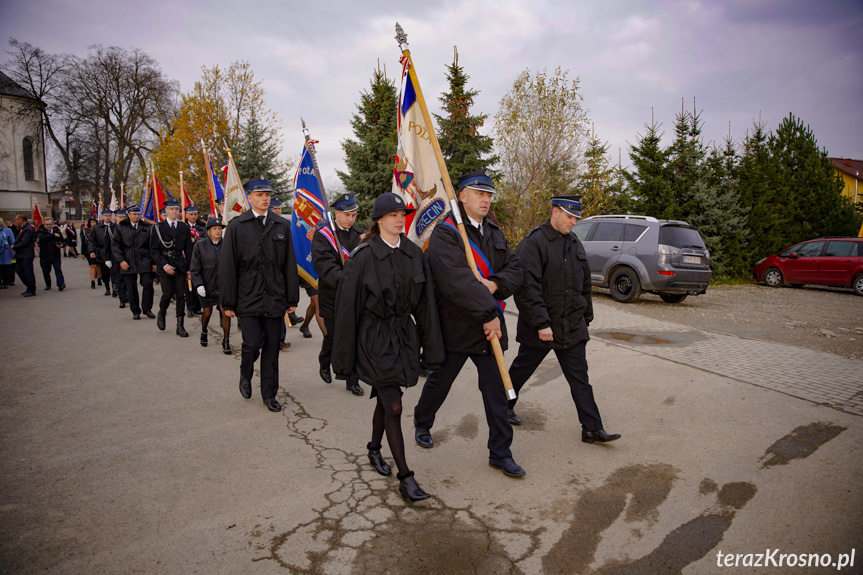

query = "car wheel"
[609,268,641,303]
[659,293,688,303]
[854,274,863,297]
[763,267,783,287]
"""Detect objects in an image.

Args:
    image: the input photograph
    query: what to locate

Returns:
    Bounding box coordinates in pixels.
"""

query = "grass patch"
[710,276,756,286]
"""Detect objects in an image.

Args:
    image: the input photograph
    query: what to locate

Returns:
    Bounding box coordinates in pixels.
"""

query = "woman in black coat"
[81,218,101,289]
[191,218,231,354]
[333,193,444,502]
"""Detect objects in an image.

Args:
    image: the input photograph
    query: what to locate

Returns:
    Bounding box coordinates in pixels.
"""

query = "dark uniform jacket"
[426,208,522,354]
[36,225,64,260]
[219,210,299,318]
[332,235,444,386]
[64,225,77,246]
[111,219,153,274]
[311,222,365,319]
[88,222,115,262]
[12,224,36,259]
[149,220,193,276]
[514,220,594,349]
[190,239,222,297]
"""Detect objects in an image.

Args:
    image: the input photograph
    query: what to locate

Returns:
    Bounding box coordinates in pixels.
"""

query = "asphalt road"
[1,259,861,574]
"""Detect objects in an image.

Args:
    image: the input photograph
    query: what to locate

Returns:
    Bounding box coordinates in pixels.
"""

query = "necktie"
[257,215,265,227]
[171,222,175,230]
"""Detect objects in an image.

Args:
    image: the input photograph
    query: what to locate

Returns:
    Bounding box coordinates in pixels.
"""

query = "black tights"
[370,386,408,476]
[201,306,231,338]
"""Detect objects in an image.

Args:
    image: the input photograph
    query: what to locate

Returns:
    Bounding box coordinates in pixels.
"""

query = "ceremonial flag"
[140,176,157,224]
[223,152,249,224]
[152,176,175,215]
[291,141,330,287]
[392,57,448,250]
[32,202,44,228]
[89,201,97,220]
[179,182,193,211]
[97,200,103,219]
[203,151,225,217]
[109,189,118,211]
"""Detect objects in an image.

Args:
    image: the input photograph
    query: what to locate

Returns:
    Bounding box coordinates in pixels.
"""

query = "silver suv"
[572,215,712,303]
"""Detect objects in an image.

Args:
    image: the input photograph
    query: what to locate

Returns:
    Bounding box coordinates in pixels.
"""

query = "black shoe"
[299,325,312,338]
[319,366,332,384]
[264,398,281,412]
[200,330,208,347]
[112,291,118,298]
[22,291,36,297]
[506,408,521,426]
[119,302,126,309]
[133,313,141,320]
[347,381,364,396]
[582,429,621,444]
[97,278,102,286]
[176,317,189,337]
[44,286,51,290]
[91,281,96,289]
[398,471,430,501]
[157,310,166,330]
[58,284,65,291]
[104,290,111,296]
[279,341,291,351]
[415,427,433,448]
[144,310,155,319]
[194,310,202,316]
[222,338,231,355]
[489,457,526,477]
[239,376,252,399]
[186,310,194,318]
[367,444,392,476]
[288,312,304,325]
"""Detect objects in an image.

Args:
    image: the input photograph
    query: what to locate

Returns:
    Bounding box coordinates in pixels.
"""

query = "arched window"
[22,137,35,180]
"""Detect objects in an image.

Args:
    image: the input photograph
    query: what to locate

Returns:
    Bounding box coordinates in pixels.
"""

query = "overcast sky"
[2,0,862,192]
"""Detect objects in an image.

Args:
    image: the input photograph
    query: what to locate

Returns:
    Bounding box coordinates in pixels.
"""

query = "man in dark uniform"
[35,217,66,290]
[89,209,114,296]
[112,204,155,320]
[413,169,526,477]
[109,209,129,308]
[220,176,300,413]
[149,199,193,337]
[12,214,37,296]
[507,196,621,444]
[272,198,301,348]
[312,192,365,396]
[184,205,203,318]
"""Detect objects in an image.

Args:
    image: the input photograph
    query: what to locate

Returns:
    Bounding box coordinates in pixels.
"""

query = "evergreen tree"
[667,103,707,222]
[235,111,291,202]
[575,127,617,217]
[624,116,671,218]
[434,49,497,179]
[337,64,398,223]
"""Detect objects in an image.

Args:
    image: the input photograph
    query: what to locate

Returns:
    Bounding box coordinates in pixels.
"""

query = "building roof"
[0,70,36,100]
[829,158,863,181]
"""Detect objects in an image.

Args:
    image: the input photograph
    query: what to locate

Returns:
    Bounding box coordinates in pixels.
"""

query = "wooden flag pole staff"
[302,117,344,266]
[395,23,516,401]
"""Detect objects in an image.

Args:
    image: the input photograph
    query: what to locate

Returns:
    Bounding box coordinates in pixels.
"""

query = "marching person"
[271,199,299,350]
[12,214,37,296]
[111,205,155,321]
[220,176,299,413]
[0,218,15,289]
[36,217,66,291]
[81,218,102,289]
[191,217,231,354]
[413,169,526,477]
[507,196,621,444]
[88,209,115,297]
[184,205,203,318]
[312,192,366,396]
[333,193,443,501]
[64,221,78,257]
[108,209,129,308]
[149,199,193,337]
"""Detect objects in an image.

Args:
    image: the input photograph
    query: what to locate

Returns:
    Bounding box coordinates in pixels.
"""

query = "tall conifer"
[625,114,671,218]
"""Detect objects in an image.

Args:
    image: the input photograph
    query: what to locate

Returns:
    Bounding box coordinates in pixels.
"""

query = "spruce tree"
[235,111,290,201]
[575,127,617,217]
[337,64,398,223]
[667,102,707,222]
[624,116,672,218]
[434,48,497,179]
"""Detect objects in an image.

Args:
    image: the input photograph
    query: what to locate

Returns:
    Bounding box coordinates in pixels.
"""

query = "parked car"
[572,215,712,303]
[752,237,863,296]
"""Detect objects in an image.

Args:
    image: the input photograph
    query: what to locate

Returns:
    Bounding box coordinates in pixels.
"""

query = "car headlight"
[754,257,766,266]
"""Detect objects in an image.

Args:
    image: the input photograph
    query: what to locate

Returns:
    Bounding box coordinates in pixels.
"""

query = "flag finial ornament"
[395,23,408,49]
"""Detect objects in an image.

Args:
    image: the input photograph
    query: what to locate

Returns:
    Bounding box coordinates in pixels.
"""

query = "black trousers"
[15,257,36,293]
[240,316,282,400]
[319,317,359,385]
[157,273,186,316]
[110,264,127,302]
[414,351,513,459]
[0,263,15,286]
[123,272,154,314]
[185,284,201,313]
[99,262,111,293]
[508,343,603,432]
[39,257,65,288]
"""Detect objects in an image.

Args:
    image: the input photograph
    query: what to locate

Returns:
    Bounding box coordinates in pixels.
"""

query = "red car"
[753,237,863,296]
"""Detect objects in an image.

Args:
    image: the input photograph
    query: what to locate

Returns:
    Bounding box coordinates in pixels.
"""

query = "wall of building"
[0,95,49,210]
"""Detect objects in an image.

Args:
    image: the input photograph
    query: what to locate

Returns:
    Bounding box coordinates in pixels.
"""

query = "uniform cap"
[371,193,415,220]
[113,209,127,216]
[457,169,495,194]
[163,199,181,208]
[551,195,582,218]
[184,204,198,212]
[126,204,141,214]
[102,209,114,215]
[331,192,358,212]
[244,176,273,193]
[206,217,226,230]
[271,198,282,208]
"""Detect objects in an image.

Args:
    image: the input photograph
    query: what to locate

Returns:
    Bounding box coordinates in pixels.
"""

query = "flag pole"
[395,23,516,400]
[302,117,344,265]
[180,168,186,223]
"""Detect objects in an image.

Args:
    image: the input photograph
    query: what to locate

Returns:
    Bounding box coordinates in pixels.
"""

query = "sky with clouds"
[2,0,862,192]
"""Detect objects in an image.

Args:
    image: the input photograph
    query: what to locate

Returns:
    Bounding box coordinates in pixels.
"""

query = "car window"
[591,222,624,242]
[825,241,857,257]
[658,225,705,249]
[795,241,825,257]
[572,221,594,242]
[624,224,648,242]
[778,244,801,257]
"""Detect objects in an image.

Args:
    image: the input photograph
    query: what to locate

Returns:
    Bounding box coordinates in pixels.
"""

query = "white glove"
[196,286,206,297]
[105,261,112,268]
